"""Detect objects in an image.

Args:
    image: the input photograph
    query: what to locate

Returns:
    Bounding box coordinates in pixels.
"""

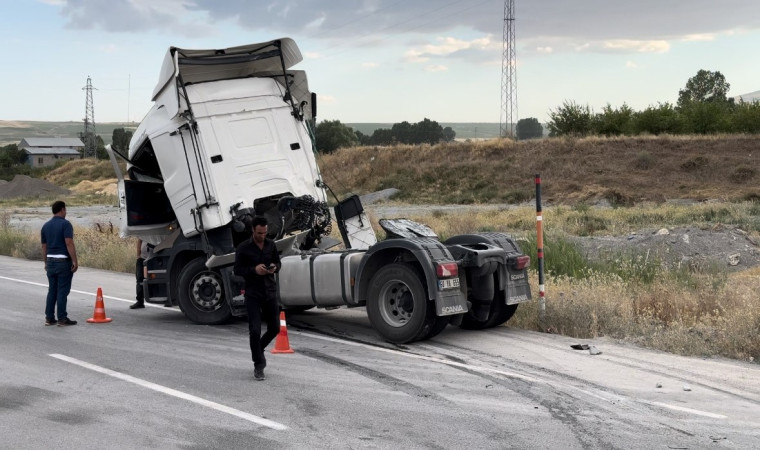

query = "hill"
[346,123,505,140]
[318,134,760,206]
[0,120,136,146]
[1,120,510,146]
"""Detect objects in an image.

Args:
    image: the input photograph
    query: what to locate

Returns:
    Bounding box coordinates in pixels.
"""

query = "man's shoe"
[45,318,57,326]
[58,318,78,326]
[130,302,145,309]
[253,368,266,381]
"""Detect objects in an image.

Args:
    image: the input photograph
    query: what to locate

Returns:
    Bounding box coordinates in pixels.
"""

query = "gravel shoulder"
[5,201,760,272]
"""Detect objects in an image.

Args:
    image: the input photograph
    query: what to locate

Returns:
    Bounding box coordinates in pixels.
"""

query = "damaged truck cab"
[108,38,532,343]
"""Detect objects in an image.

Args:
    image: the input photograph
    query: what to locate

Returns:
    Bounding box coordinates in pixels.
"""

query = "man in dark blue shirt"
[233,216,281,381]
[40,200,79,326]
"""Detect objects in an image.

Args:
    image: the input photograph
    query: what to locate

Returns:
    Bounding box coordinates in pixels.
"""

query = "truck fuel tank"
[277,251,365,308]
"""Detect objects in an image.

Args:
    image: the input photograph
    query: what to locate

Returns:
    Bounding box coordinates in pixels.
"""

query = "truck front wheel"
[177,258,232,325]
[366,263,435,344]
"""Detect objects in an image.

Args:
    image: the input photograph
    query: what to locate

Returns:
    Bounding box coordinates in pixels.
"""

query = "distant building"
[735,90,760,103]
[18,137,83,168]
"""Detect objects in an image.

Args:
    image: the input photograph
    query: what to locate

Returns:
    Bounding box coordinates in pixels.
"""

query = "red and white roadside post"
[535,174,546,327]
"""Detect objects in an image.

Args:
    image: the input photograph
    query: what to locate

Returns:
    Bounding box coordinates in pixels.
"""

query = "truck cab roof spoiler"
[151,38,302,101]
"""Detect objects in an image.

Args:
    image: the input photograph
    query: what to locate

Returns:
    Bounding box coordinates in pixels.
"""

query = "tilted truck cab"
[108,37,532,344]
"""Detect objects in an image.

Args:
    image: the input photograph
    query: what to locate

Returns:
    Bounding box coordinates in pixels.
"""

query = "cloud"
[424,65,448,72]
[56,0,760,52]
[536,46,553,54]
[404,35,496,64]
[58,0,216,36]
[681,34,716,42]
[318,94,336,104]
[99,43,118,54]
[626,61,639,69]
[362,62,379,69]
[602,40,670,53]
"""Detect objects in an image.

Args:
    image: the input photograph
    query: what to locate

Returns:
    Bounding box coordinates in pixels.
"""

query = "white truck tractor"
[107,38,532,343]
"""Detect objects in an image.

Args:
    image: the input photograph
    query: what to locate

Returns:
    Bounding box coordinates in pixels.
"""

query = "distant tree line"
[315,118,456,153]
[545,69,760,137]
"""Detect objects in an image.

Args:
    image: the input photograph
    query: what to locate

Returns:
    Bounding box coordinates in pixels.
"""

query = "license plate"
[437,278,460,290]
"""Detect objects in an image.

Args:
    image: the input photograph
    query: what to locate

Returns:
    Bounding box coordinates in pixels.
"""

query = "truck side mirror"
[311,92,317,119]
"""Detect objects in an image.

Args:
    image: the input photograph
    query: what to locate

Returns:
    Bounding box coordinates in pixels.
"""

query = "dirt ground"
[568,225,760,272]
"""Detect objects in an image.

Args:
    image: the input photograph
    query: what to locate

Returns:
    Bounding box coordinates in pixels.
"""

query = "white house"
[18,137,83,168]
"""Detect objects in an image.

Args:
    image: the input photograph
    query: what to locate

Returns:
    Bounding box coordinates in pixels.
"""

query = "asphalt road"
[2,255,759,449]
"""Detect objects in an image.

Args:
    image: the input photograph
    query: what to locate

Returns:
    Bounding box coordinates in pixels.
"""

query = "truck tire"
[177,258,232,325]
[460,291,518,330]
[366,263,436,344]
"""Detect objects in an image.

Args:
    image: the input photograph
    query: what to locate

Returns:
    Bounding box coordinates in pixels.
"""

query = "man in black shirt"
[233,216,281,381]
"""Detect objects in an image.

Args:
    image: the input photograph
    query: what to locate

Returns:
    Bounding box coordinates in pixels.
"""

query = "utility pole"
[500,0,517,138]
[82,76,97,158]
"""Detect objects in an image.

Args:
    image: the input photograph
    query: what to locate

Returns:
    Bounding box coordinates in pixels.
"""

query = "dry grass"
[0,213,136,273]
[508,269,760,362]
[319,134,760,205]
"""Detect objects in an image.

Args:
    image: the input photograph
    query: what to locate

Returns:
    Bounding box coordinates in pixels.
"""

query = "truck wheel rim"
[377,280,414,328]
[191,273,223,311]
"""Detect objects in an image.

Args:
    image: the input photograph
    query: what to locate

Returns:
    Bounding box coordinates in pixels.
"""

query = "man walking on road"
[233,216,281,381]
[40,200,78,326]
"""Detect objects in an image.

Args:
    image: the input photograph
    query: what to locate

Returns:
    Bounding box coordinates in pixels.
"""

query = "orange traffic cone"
[271,311,294,354]
[87,287,112,323]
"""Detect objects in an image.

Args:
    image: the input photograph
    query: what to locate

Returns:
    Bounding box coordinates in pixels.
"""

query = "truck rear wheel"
[177,258,232,325]
[366,263,435,344]
[460,293,518,330]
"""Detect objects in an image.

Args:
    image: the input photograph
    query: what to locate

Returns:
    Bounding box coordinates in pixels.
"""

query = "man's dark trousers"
[135,257,145,301]
[245,291,280,369]
[45,259,73,321]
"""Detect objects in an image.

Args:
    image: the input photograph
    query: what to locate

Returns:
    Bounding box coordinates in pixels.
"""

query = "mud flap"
[434,288,468,316]
[505,266,531,305]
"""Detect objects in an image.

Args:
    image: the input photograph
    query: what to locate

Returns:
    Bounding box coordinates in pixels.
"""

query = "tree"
[731,100,760,133]
[411,118,444,145]
[680,101,733,134]
[391,121,414,144]
[547,100,594,137]
[632,103,686,135]
[442,126,456,142]
[370,128,394,146]
[593,103,635,136]
[112,128,133,153]
[677,70,732,108]
[95,135,108,160]
[0,144,27,168]
[516,118,543,140]
[315,120,358,153]
[354,130,371,146]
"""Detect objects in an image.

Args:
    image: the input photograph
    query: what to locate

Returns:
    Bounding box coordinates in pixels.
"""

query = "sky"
[1,0,759,125]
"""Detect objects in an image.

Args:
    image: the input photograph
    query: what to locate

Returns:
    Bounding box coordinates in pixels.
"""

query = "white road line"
[0,275,179,310]
[644,401,727,419]
[49,353,288,430]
